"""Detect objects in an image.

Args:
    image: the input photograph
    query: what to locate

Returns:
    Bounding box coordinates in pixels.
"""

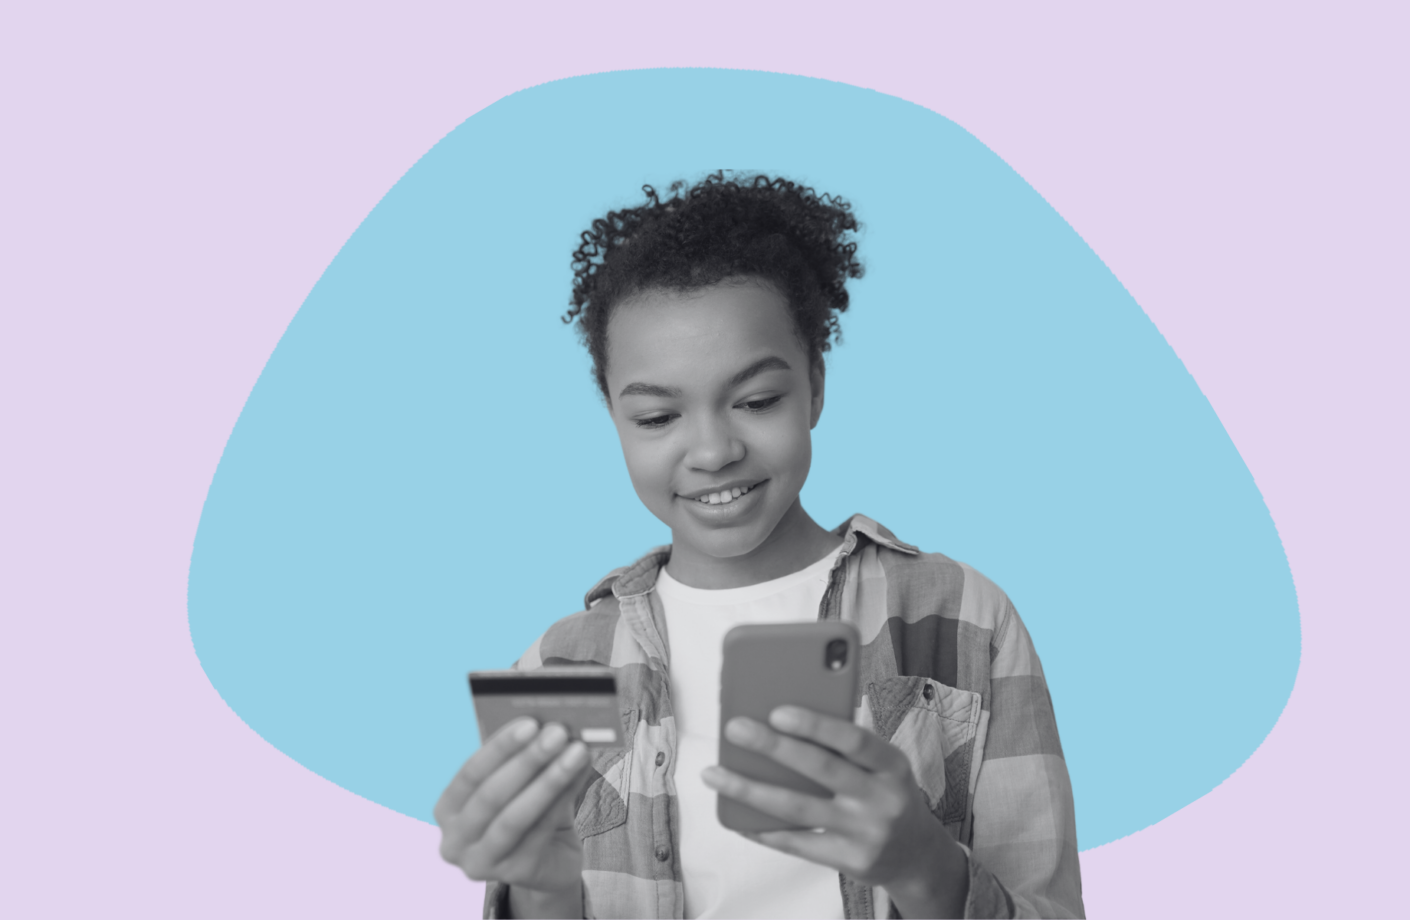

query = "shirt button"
[923,683,935,701]
[655,751,666,767]
[655,845,671,862]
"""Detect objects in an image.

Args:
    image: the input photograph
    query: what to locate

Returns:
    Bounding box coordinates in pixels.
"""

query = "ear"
[808,359,826,430]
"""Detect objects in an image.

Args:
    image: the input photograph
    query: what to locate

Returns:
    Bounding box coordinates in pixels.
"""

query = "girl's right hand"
[435,717,592,914]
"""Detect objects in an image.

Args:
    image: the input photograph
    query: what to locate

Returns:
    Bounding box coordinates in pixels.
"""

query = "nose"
[684,409,745,472]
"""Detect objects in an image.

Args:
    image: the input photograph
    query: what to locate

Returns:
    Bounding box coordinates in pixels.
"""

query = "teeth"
[696,484,755,504]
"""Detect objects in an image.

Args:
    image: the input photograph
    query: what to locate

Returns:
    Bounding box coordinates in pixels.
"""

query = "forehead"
[605,280,804,390]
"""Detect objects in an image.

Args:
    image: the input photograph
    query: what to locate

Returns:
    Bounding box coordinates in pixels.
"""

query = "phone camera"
[824,639,849,671]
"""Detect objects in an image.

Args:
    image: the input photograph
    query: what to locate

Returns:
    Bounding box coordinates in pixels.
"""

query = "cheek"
[785,429,813,482]
[755,411,813,480]
[617,432,673,496]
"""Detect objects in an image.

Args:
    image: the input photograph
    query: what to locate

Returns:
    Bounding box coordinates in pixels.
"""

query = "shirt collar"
[830,513,920,556]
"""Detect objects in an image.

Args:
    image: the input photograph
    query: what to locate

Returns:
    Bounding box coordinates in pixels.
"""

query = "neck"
[664,500,843,589]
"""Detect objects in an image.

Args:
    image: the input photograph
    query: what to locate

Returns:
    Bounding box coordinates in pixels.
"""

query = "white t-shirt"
[656,547,883,920]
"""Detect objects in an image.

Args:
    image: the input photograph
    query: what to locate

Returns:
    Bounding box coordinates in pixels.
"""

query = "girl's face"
[604,279,825,577]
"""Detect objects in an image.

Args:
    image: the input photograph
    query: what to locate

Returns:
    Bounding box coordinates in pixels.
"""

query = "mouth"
[677,480,766,506]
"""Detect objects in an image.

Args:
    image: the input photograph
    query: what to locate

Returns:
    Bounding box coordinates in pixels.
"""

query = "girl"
[434,173,1083,919]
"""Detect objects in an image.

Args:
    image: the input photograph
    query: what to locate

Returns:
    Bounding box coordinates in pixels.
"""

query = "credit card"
[468,666,623,748]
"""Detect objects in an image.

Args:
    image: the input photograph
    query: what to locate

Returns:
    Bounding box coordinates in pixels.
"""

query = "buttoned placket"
[612,557,683,919]
[597,521,921,920]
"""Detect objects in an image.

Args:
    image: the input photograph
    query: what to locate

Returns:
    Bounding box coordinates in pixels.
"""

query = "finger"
[455,723,575,840]
[465,759,582,878]
[434,717,540,823]
[443,725,574,864]
[514,761,584,846]
[767,706,908,776]
[455,771,579,881]
[477,740,591,860]
[723,717,872,796]
[701,765,847,832]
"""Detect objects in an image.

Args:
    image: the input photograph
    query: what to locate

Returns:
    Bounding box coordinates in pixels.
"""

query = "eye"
[739,395,783,412]
[633,414,676,430]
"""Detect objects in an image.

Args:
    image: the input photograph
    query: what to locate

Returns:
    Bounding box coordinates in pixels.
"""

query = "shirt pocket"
[573,710,637,838]
[866,677,989,837]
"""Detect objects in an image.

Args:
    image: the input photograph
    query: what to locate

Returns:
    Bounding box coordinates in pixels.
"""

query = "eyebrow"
[617,355,793,400]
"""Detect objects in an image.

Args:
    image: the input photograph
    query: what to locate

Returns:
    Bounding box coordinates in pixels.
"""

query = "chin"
[675,519,775,560]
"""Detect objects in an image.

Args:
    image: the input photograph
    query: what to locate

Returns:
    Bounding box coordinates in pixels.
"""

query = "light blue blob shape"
[188,69,1299,849]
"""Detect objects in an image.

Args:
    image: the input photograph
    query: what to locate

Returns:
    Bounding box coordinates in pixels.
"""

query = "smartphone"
[468,666,624,748]
[717,621,861,832]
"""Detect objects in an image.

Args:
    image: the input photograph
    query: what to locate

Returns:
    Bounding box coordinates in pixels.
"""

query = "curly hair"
[565,171,864,400]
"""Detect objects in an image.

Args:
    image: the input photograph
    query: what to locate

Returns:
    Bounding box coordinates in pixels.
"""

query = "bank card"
[468,666,623,748]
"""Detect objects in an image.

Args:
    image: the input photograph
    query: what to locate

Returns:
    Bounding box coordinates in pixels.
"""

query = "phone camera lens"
[825,639,848,671]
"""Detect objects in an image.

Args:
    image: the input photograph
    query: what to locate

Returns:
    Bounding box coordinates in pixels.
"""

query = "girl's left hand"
[701,705,969,919]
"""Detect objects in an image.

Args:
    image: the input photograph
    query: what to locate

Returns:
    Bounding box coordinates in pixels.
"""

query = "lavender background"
[2,3,1405,917]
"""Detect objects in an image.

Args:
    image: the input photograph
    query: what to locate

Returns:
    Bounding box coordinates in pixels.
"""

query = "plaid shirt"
[484,515,1083,919]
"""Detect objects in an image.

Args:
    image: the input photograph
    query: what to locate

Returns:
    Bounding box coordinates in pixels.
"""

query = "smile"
[679,481,764,505]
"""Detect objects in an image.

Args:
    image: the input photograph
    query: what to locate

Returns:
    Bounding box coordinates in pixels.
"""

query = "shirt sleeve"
[962,601,1085,919]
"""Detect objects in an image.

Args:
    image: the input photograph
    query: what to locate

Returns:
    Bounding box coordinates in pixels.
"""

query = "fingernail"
[701,766,721,786]
[512,718,538,742]
[770,707,801,730]
[724,718,752,743]
[561,742,588,768]
[540,723,568,749]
